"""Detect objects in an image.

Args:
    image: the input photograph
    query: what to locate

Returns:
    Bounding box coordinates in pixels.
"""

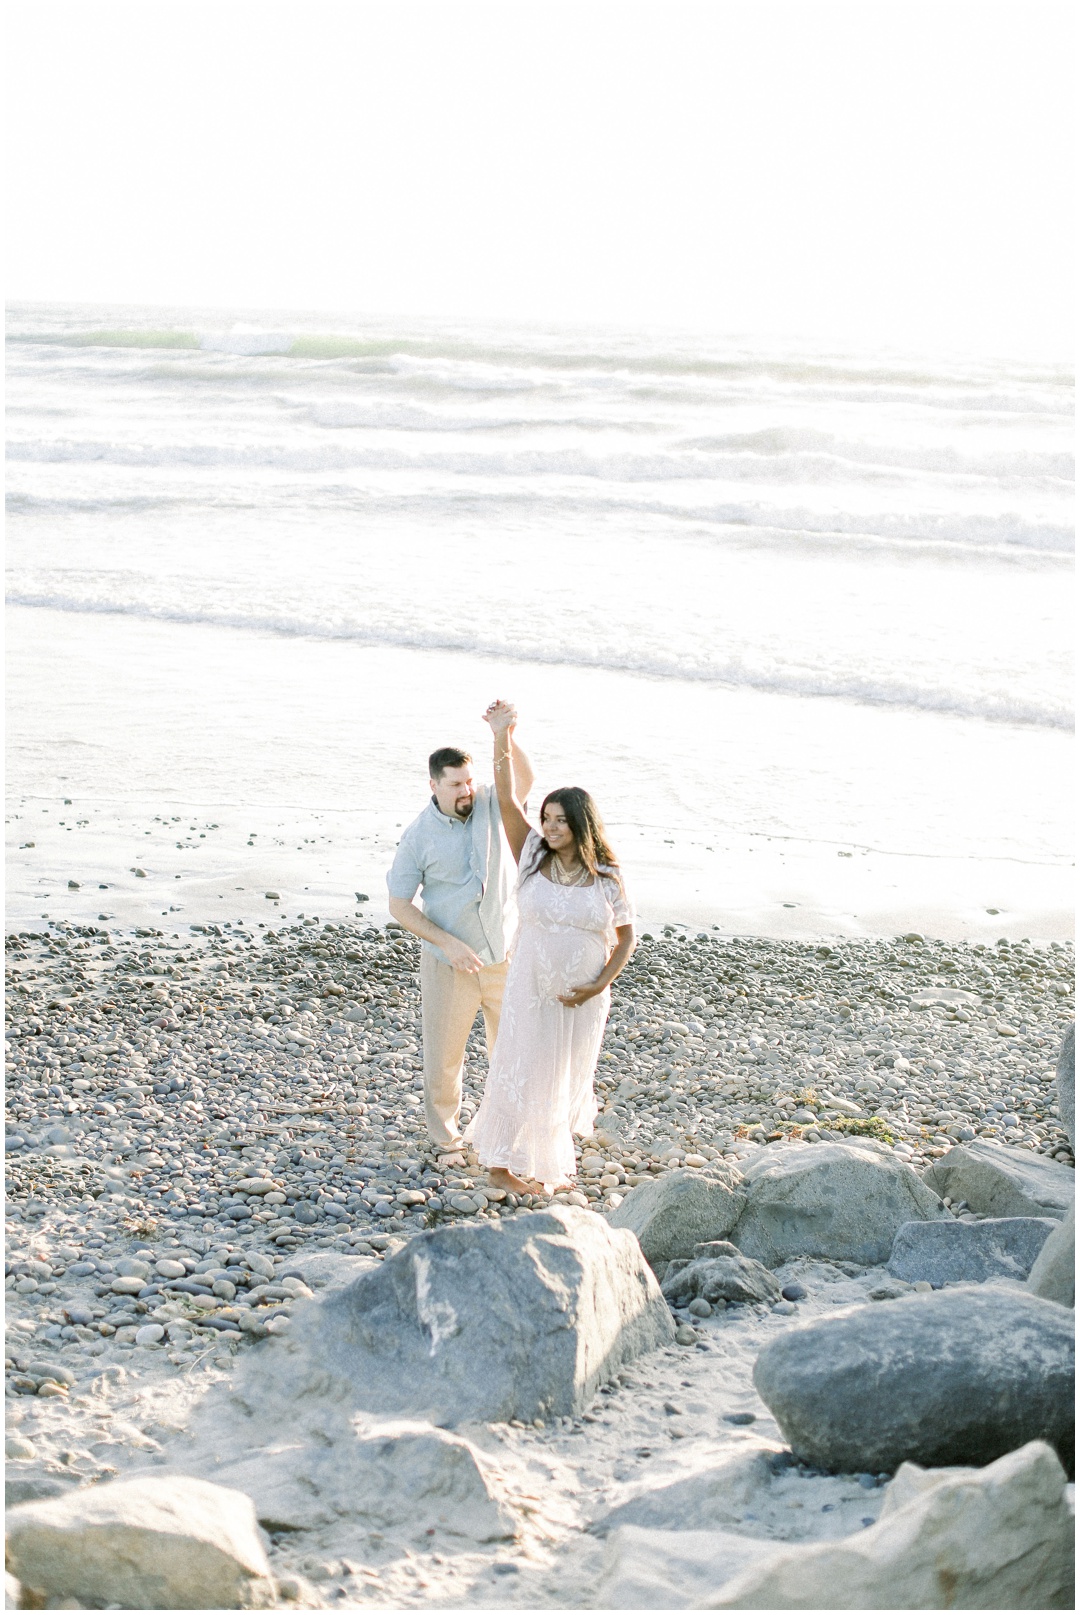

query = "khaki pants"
[420,951,507,1149]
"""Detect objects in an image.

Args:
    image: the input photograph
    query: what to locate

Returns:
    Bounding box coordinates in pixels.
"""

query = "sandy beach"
[5,910,1073,1606]
[5,311,1074,1607]
[6,9,1075,1601]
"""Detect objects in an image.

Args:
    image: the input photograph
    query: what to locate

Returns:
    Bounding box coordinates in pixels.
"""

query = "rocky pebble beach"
[4,918,1075,1609]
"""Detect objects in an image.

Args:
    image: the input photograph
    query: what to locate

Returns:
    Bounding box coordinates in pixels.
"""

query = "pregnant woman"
[467,700,636,1192]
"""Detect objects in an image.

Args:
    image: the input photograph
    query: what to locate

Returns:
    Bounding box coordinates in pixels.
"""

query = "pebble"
[3,923,1073,1394]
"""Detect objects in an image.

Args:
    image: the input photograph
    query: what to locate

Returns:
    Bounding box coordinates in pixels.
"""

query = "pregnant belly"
[519,929,607,997]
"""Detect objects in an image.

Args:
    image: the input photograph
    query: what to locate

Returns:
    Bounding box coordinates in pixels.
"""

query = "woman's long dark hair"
[535,787,622,886]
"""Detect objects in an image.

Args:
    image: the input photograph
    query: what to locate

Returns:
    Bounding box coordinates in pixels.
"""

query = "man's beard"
[455,799,474,819]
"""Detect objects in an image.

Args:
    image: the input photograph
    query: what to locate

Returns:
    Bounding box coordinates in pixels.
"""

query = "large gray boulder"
[243,1206,674,1426]
[1027,1204,1075,1308]
[730,1141,947,1268]
[1057,1022,1075,1146]
[923,1141,1074,1221]
[888,1216,1056,1285]
[661,1243,781,1307]
[607,1164,745,1270]
[5,1475,275,1610]
[699,1440,1073,1610]
[753,1287,1074,1474]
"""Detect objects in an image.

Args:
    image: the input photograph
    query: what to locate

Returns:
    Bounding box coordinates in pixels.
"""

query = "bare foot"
[488,1166,532,1194]
[436,1149,466,1169]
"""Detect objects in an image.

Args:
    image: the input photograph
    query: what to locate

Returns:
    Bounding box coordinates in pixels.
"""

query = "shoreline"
[6,786,1073,945]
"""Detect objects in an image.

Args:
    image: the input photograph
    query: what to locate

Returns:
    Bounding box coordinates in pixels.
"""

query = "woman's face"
[542,802,576,853]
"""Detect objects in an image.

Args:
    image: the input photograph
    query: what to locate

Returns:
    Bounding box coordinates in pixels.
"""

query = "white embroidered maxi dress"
[467,830,633,1186]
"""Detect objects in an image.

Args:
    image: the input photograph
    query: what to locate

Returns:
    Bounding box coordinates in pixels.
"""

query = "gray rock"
[661,1243,781,1307]
[753,1287,1074,1474]
[243,1206,674,1426]
[1027,1204,1075,1308]
[731,1142,947,1268]
[888,1216,1056,1285]
[277,1250,378,1294]
[592,1447,780,1537]
[209,1419,520,1542]
[5,1475,276,1610]
[1057,1023,1075,1146]
[607,1165,746,1270]
[595,1525,765,1610]
[700,1440,1073,1610]
[923,1142,1075,1221]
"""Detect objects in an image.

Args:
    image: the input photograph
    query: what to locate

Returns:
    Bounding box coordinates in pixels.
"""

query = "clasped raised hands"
[483,698,517,735]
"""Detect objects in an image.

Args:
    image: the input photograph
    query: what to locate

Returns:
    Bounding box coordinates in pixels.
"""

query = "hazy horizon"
[7,2,1074,356]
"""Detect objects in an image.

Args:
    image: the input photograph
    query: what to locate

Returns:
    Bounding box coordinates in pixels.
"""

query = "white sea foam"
[5,304,1074,741]
[7,590,1071,733]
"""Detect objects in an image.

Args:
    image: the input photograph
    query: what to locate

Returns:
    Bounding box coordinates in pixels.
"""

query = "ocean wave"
[8,323,1070,393]
[676,427,1074,483]
[5,490,191,516]
[7,590,1071,732]
[6,438,1069,553]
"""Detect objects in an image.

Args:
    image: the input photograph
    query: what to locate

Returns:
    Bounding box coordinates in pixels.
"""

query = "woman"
[466,699,635,1193]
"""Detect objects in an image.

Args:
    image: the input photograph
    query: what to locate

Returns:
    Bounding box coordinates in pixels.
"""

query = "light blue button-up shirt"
[386,784,514,966]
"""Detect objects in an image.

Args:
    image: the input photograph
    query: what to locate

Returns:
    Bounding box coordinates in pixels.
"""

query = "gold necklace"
[550,855,589,887]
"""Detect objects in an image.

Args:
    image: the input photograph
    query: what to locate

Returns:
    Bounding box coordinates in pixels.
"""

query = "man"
[387,706,534,1164]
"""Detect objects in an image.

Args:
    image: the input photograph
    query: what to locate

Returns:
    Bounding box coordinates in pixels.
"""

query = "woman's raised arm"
[484,699,532,863]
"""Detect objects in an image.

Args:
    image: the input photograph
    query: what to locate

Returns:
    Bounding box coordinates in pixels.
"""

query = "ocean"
[5,304,1073,939]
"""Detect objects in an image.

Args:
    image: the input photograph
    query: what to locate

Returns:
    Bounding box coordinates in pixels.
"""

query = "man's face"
[431,764,475,820]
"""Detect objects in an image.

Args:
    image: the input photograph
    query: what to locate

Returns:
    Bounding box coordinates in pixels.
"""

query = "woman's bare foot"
[488,1166,532,1194]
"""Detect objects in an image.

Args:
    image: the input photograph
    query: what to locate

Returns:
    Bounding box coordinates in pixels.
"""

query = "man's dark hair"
[429,746,472,780]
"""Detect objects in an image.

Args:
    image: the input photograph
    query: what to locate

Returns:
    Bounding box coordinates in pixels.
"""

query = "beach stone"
[210,1420,519,1542]
[277,1251,378,1294]
[25,1361,76,1388]
[753,1287,1074,1474]
[661,1243,781,1307]
[923,1142,1074,1222]
[593,1447,783,1538]
[5,1474,276,1610]
[731,1142,947,1268]
[1027,1204,1074,1309]
[699,1440,1073,1610]
[1057,1022,1074,1146]
[887,1216,1056,1286]
[606,1164,746,1270]
[243,1206,674,1426]
[595,1525,765,1610]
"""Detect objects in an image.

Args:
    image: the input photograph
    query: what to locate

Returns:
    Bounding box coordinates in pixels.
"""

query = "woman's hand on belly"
[558,980,604,1007]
